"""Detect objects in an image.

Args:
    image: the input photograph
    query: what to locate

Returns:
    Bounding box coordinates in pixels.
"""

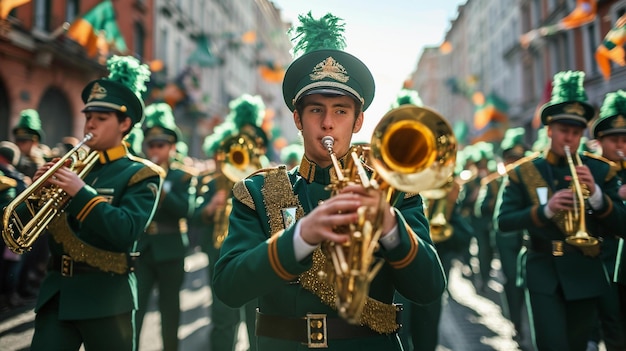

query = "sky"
[271,0,467,142]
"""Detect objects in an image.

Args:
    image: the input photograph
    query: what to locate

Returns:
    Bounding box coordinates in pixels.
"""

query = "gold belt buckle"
[552,240,564,257]
[305,313,328,348]
[61,254,73,277]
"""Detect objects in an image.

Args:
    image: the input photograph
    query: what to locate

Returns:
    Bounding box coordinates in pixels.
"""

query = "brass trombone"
[563,145,598,247]
[2,134,99,254]
[320,105,456,323]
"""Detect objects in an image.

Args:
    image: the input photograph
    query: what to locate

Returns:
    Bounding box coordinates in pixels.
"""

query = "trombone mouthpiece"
[321,136,334,150]
[563,145,571,154]
[84,133,94,141]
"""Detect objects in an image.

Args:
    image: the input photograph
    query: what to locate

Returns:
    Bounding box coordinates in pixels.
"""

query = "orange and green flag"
[0,0,30,19]
[66,0,126,57]
[595,14,626,80]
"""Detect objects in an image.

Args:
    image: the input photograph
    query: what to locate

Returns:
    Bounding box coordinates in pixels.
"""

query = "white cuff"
[588,184,603,210]
[379,224,401,250]
[293,221,319,261]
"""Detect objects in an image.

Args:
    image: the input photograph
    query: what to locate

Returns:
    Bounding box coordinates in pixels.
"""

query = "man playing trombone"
[497,71,626,351]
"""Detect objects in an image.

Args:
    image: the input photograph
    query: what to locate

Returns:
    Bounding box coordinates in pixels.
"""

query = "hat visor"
[548,117,587,128]
[82,105,118,113]
[145,135,175,144]
[301,87,362,103]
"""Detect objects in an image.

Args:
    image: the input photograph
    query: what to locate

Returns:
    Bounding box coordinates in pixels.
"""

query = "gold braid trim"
[49,214,129,274]
[299,249,400,334]
[261,166,399,334]
[127,157,166,186]
[233,180,255,210]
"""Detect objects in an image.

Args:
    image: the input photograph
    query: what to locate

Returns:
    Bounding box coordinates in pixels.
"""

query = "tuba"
[562,145,598,247]
[212,133,261,248]
[320,105,456,323]
[2,134,99,254]
[421,179,455,243]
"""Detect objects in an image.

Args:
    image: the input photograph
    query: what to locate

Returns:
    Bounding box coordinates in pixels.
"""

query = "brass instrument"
[421,179,455,243]
[320,105,457,323]
[2,134,99,254]
[212,133,260,248]
[563,145,598,247]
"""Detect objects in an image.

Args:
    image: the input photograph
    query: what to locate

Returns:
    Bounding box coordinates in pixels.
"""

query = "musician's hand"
[48,166,85,197]
[299,192,362,246]
[547,188,576,212]
[339,184,397,236]
[575,165,596,195]
[619,184,626,201]
[33,160,61,184]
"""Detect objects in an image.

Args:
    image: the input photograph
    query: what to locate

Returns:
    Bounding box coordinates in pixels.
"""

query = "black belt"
[48,255,103,277]
[48,254,139,277]
[256,311,390,348]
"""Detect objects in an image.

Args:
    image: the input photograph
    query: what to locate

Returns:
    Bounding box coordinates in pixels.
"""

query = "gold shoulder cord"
[262,167,399,334]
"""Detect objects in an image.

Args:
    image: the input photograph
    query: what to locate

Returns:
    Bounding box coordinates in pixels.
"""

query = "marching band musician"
[590,90,626,351]
[212,12,445,351]
[135,103,196,351]
[194,94,268,351]
[27,55,164,351]
[496,71,626,351]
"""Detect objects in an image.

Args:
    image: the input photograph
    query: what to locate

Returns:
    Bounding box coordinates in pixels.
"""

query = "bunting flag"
[0,0,30,19]
[470,93,508,144]
[595,14,626,80]
[66,0,126,57]
[258,60,285,83]
[439,41,453,55]
[520,0,596,48]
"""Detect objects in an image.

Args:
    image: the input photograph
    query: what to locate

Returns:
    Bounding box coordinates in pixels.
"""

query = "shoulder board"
[233,180,255,210]
[505,151,541,182]
[582,152,619,182]
[246,166,281,179]
[127,155,166,186]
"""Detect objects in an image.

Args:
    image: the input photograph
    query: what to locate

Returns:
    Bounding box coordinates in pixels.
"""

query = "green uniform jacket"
[33,144,164,320]
[137,162,194,261]
[613,166,626,284]
[497,151,626,300]
[213,159,446,351]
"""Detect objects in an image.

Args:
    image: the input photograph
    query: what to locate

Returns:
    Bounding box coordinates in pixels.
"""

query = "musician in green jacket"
[28,56,164,351]
[212,13,446,351]
[135,103,195,351]
[496,71,626,351]
[591,89,626,350]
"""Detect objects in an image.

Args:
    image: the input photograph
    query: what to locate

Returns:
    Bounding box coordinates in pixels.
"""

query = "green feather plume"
[600,89,626,119]
[550,70,588,103]
[202,121,238,157]
[106,55,151,98]
[391,89,423,108]
[289,12,346,57]
[17,109,42,130]
[226,94,265,129]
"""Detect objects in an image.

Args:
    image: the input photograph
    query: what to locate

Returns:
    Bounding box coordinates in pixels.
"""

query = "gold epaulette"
[233,180,255,210]
[582,151,619,182]
[506,151,541,183]
[127,156,166,186]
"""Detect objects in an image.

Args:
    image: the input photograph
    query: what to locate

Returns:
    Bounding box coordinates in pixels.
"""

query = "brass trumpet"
[320,105,457,323]
[563,145,598,247]
[2,134,99,254]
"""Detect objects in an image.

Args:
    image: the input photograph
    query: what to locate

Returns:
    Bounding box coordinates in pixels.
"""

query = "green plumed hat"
[500,127,527,159]
[13,109,45,142]
[390,88,423,108]
[282,12,375,112]
[202,121,238,158]
[143,103,182,143]
[532,126,550,152]
[81,55,151,125]
[591,90,626,139]
[540,71,595,127]
[226,94,265,129]
[280,142,305,165]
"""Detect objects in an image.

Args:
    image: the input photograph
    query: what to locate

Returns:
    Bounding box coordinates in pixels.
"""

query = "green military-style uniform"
[214,158,445,351]
[497,71,626,350]
[213,13,445,351]
[591,90,626,350]
[29,55,163,351]
[135,103,195,351]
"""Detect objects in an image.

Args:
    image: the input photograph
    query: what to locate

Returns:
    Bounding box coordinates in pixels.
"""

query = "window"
[134,22,146,60]
[65,0,79,23]
[33,0,51,31]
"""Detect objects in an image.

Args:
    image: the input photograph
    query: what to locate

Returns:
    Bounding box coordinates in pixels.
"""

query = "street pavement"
[0,248,606,351]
